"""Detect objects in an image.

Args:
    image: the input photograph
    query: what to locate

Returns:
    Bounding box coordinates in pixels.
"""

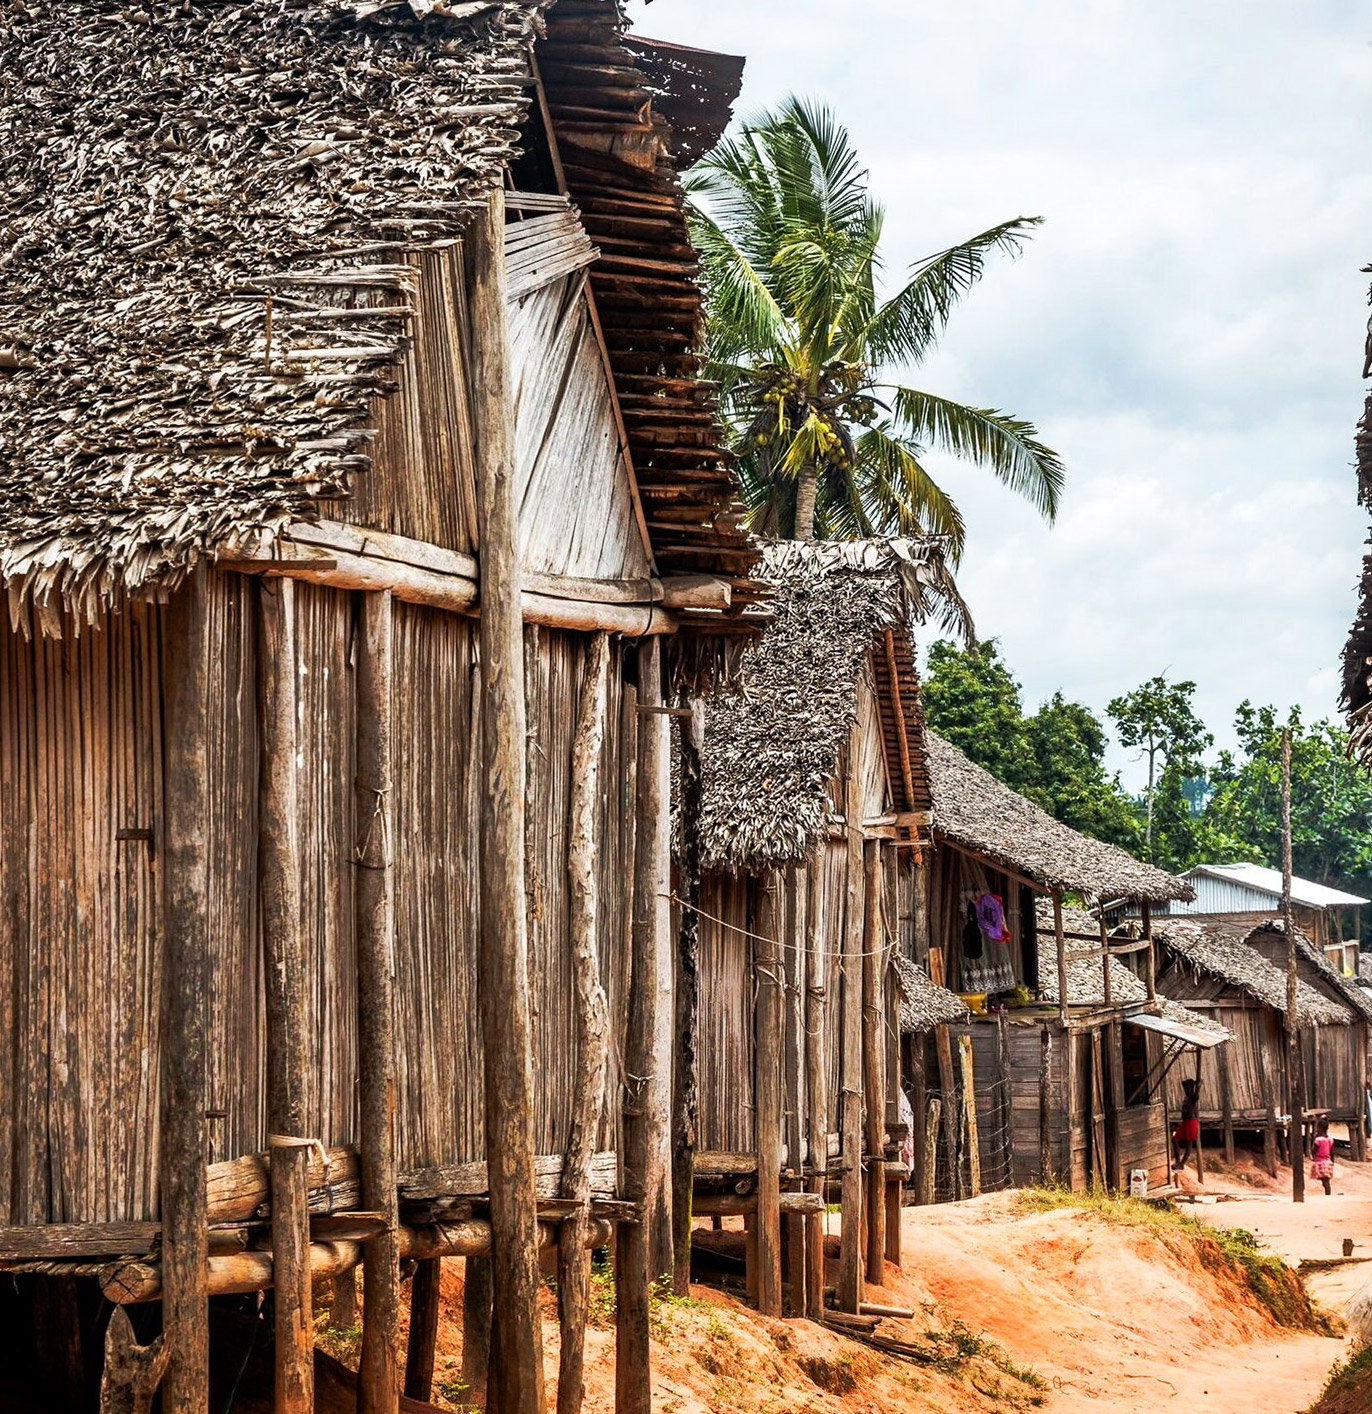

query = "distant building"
[1150,863,1367,975]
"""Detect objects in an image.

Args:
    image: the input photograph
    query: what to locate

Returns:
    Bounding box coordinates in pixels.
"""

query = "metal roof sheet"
[1187,863,1369,909]
[1126,1010,1229,1050]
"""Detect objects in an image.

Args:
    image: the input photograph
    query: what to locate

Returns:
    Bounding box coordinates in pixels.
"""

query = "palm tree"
[685,98,1064,549]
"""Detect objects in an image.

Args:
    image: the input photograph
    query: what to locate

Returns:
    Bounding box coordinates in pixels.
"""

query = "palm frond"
[859,217,1043,365]
[687,203,788,358]
[891,386,1064,522]
[852,424,968,559]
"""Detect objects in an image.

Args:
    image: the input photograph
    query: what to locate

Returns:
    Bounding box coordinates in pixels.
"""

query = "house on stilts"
[1151,919,1371,1166]
[0,3,753,1410]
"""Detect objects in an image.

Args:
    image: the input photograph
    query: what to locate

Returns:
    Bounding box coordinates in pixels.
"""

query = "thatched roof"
[697,537,964,872]
[893,953,969,1032]
[927,732,1193,905]
[0,0,550,624]
[1156,919,1354,1027]
[1245,919,1372,1025]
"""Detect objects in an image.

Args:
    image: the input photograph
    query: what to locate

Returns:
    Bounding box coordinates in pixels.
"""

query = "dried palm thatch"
[696,536,964,872]
[1248,918,1372,1025]
[892,953,968,1033]
[1342,263,1372,761]
[926,732,1192,905]
[1157,919,1353,1028]
[0,0,546,628]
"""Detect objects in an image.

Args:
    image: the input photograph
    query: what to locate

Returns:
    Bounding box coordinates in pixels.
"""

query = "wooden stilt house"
[0,4,751,1411]
[1154,920,1371,1164]
[682,538,968,1318]
[907,735,1210,1198]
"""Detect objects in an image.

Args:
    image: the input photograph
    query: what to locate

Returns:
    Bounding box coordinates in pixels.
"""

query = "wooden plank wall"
[943,1022,1012,1191]
[695,874,755,1153]
[1007,1024,1073,1187]
[1115,1103,1169,1190]
[0,586,635,1222]
[1162,1005,1283,1120]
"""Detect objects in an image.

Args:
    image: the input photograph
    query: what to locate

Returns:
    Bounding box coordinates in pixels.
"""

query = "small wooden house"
[682,537,966,1318]
[1155,919,1371,1162]
[907,735,1210,1197]
[0,4,750,1411]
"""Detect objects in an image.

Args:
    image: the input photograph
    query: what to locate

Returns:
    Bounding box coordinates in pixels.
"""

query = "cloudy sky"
[629,0,1372,785]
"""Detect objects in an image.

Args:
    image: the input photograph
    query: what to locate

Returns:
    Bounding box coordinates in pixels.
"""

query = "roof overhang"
[1126,1011,1227,1050]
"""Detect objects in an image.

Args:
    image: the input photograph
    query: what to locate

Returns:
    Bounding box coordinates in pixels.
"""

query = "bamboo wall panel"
[348,245,479,553]
[507,273,650,582]
[0,607,163,1223]
[1162,1004,1284,1121]
[696,874,755,1153]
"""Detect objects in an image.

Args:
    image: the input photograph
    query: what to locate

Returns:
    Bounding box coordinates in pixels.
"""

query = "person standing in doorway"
[1173,1078,1200,1174]
[1311,1119,1335,1196]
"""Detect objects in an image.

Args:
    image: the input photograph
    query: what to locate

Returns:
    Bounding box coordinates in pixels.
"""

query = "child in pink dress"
[1311,1119,1335,1196]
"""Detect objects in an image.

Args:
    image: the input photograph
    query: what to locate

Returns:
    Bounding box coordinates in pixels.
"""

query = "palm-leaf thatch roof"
[892,953,969,1032]
[0,0,549,626]
[697,536,964,872]
[926,731,1193,905]
[1244,919,1372,1025]
[1157,920,1354,1028]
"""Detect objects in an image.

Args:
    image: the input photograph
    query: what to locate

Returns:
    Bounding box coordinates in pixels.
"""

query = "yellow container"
[958,992,989,1015]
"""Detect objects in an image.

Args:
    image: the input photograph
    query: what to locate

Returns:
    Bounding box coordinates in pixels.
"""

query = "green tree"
[686,97,1064,547]
[1023,693,1140,849]
[1107,676,1212,862]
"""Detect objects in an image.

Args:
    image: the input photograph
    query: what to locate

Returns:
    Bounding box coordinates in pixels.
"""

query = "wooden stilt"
[785,1209,807,1316]
[557,632,611,1414]
[404,1259,442,1403]
[100,1307,169,1414]
[160,561,210,1414]
[1257,1031,1280,1178]
[959,1035,981,1198]
[472,184,545,1414]
[354,588,401,1414]
[617,639,667,1414]
[837,767,864,1313]
[862,841,885,1284]
[1218,1046,1236,1166]
[921,1099,941,1206]
[911,1037,927,1206]
[884,1180,901,1267]
[670,700,704,1299]
[935,1026,959,1198]
[329,1271,357,1333]
[257,577,313,1414]
[755,872,783,1315]
[744,1213,760,1308]
[802,850,827,1322]
[462,1256,493,1410]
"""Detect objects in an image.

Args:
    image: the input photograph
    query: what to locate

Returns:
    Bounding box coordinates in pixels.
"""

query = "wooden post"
[160,561,210,1414]
[1052,890,1069,1026]
[100,1307,170,1414]
[354,588,401,1414]
[618,638,668,1413]
[404,1260,442,1403]
[1256,1030,1280,1179]
[1098,912,1113,1009]
[1066,1029,1082,1193]
[958,1035,981,1198]
[1282,730,1305,1205]
[329,1271,357,1333]
[744,1214,760,1308]
[558,633,611,1414]
[837,766,864,1313]
[862,840,886,1284]
[462,1257,493,1410]
[755,872,783,1315]
[921,1099,940,1206]
[884,1177,902,1266]
[671,700,704,1299]
[1039,1026,1053,1184]
[1137,904,1148,1006]
[802,851,827,1321]
[257,578,313,1414]
[472,184,546,1413]
[1106,1019,1125,1191]
[935,1026,959,1198]
[911,851,930,965]
[1218,1045,1236,1166]
[911,1036,927,1206]
[1192,1047,1205,1184]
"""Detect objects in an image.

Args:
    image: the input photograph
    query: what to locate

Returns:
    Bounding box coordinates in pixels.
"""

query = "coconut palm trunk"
[794,465,819,542]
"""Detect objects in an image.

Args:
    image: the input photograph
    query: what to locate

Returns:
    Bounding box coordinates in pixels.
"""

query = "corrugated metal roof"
[1185,863,1368,909]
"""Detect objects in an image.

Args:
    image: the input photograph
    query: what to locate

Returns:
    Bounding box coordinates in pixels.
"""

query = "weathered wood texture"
[862,841,885,1284]
[754,872,783,1316]
[404,1258,442,1403]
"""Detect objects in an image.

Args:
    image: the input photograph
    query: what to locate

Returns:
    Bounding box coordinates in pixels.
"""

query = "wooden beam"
[257,577,313,1414]
[803,849,828,1321]
[355,588,401,1414]
[404,1259,443,1403]
[883,630,918,814]
[473,184,546,1414]
[160,560,210,1414]
[755,872,783,1316]
[862,840,886,1284]
[690,1191,824,1217]
[558,632,611,1414]
[838,761,864,1314]
[1052,890,1069,1025]
[670,700,704,1298]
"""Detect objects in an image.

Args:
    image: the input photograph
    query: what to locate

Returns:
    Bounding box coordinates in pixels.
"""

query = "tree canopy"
[686,97,1064,548]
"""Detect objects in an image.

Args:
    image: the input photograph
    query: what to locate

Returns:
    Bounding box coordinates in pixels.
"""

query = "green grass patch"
[1018,1184,1334,1334]
[1311,1341,1372,1414]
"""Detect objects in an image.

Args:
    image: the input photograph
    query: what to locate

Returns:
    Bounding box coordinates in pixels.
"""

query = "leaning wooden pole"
[160,561,211,1414]
[755,872,784,1316]
[557,632,611,1414]
[355,588,401,1414]
[802,849,828,1321]
[862,840,885,1284]
[671,699,705,1298]
[472,184,546,1413]
[1282,729,1305,1204]
[257,578,313,1414]
[618,639,667,1414]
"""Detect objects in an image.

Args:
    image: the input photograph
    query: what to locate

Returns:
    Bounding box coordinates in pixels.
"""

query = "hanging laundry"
[962,901,984,960]
[975,892,1010,943]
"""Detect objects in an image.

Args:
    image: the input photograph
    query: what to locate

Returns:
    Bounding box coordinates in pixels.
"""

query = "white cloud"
[629,0,1372,785]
